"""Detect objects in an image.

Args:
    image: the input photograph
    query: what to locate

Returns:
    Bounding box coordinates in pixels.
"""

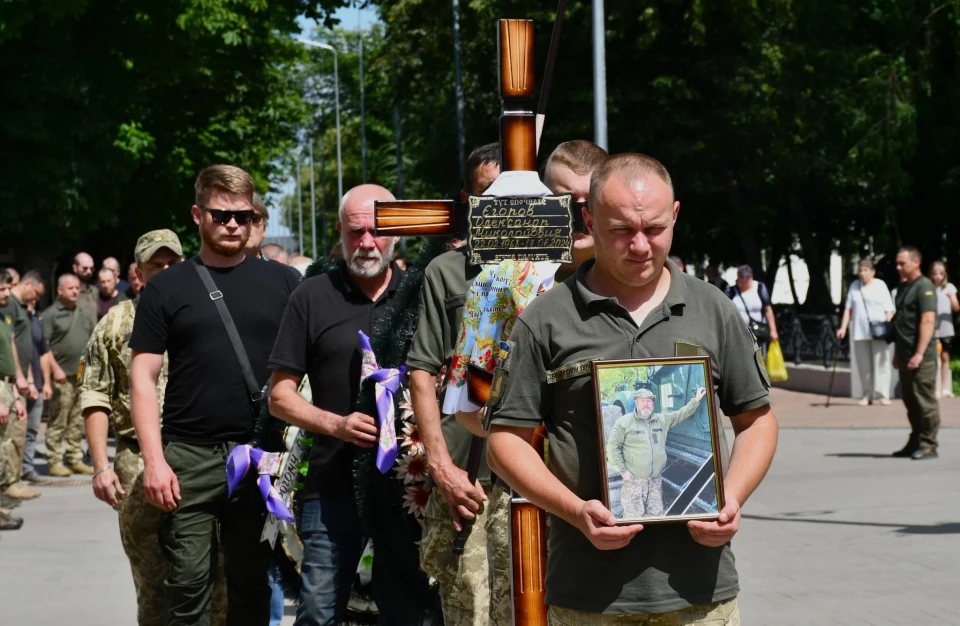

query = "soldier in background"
[72,252,99,323]
[0,270,27,531]
[42,274,96,476]
[80,230,228,625]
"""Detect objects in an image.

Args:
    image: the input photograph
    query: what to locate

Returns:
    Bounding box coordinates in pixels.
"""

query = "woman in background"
[730,264,778,358]
[836,259,895,405]
[930,261,958,398]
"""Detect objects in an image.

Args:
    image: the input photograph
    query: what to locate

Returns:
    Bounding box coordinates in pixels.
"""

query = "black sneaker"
[910,447,938,460]
[0,511,23,531]
[892,443,920,458]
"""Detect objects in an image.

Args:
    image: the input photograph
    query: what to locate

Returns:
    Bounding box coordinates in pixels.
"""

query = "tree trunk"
[790,199,833,313]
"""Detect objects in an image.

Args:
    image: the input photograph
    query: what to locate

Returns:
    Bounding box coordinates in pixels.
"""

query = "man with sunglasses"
[130,164,301,626]
[244,193,269,260]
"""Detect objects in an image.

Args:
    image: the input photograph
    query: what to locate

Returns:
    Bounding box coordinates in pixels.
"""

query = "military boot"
[48,463,73,477]
[0,510,24,531]
[68,461,94,475]
[3,482,41,500]
[891,440,920,458]
[910,446,938,460]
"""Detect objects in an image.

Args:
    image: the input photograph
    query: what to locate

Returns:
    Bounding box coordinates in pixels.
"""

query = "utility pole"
[309,141,317,258]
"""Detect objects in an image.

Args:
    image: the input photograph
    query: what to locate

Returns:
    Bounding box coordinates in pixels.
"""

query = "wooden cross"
[374,20,581,266]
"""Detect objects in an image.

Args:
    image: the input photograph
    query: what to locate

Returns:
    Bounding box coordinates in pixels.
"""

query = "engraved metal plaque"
[466,194,574,265]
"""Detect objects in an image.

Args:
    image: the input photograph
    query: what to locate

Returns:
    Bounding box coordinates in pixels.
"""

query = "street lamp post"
[296,150,304,255]
[298,37,344,204]
[592,0,608,150]
[309,141,317,258]
[359,8,367,183]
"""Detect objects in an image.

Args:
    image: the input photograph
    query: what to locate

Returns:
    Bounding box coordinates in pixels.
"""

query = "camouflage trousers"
[549,598,740,625]
[114,439,227,626]
[622,474,664,518]
[0,382,26,490]
[47,379,84,466]
[419,483,512,626]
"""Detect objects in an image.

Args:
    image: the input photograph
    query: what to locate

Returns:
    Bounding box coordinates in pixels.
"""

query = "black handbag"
[859,287,892,342]
[736,289,770,342]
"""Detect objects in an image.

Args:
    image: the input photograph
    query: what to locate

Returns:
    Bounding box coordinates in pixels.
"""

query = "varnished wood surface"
[466,364,493,406]
[499,20,535,100]
[373,200,456,236]
[511,501,548,626]
[501,114,538,172]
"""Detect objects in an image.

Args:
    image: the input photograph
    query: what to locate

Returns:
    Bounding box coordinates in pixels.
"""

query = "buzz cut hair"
[58,273,80,288]
[589,153,675,206]
[21,270,43,287]
[464,143,500,192]
[544,140,608,184]
[195,164,256,207]
[899,246,922,263]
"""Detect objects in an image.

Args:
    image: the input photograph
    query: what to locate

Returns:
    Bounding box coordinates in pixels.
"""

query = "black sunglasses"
[200,206,263,226]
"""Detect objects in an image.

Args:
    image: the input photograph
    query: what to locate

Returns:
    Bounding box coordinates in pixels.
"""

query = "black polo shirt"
[269,261,404,501]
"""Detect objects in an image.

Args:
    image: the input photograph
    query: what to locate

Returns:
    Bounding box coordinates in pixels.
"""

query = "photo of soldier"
[599,362,718,521]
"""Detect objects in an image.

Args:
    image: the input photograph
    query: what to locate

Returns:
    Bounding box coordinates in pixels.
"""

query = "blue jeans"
[21,396,42,476]
[268,564,284,626]
[295,498,365,626]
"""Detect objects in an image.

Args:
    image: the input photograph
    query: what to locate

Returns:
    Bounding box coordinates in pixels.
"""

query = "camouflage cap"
[633,387,655,399]
[135,229,183,264]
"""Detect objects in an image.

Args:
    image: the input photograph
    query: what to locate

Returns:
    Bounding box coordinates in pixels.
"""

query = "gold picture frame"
[592,356,725,525]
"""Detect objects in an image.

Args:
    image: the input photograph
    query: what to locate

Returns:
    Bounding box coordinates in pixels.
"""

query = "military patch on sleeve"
[485,341,514,413]
[76,353,86,383]
[675,341,702,357]
[755,349,771,389]
[444,294,466,311]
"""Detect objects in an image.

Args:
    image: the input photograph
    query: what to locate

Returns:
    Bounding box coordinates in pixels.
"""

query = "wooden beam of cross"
[374,20,583,265]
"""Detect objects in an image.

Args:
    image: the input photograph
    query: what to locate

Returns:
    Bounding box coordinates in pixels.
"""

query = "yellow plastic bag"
[766,341,788,382]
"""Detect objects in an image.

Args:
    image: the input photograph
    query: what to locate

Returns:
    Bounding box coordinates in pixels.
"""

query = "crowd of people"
[0,133,949,626]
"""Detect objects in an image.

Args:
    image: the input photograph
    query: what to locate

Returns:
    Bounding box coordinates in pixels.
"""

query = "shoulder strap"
[192,260,263,401]
[735,288,762,324]
[857,282,877,323]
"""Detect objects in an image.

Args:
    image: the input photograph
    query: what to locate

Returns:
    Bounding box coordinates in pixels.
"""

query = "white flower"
[398,387,414,423]
[396,453,429,484]
[400,421,425,456]
[402,483,432,517]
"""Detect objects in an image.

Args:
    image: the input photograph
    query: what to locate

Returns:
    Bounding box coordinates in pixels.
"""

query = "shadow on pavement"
[824,453,898,459]
[744,514,960,535]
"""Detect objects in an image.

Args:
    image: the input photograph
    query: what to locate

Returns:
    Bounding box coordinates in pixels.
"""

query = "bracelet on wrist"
[92,466,113,479]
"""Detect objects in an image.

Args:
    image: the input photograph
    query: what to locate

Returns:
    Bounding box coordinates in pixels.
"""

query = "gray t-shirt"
[936,283,957,339]
[490,259,771,614]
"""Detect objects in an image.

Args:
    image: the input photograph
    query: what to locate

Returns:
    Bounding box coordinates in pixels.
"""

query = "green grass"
[952,358,960,396]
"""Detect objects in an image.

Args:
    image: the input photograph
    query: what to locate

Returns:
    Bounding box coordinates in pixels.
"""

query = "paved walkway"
[0,391,956,625]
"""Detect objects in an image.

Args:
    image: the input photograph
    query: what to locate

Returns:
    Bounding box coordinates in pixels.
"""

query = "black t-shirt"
[130,256,301,444]
[268,261,404,501]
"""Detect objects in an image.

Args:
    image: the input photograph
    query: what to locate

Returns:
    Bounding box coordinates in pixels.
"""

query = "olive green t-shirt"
[405,248,487,483]
[0,295,32,375]
[0,314,15,378]
[489,259,771,615]
[42,300,96,377]
[893,276,938,363]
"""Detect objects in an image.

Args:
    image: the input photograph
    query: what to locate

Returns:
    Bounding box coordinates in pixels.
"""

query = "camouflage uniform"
[79,231,227,625]
[548,598,740,625]
[47,379,84,466]
[0,381,22,489]
[419,484,512,626]
[621,475,664,518]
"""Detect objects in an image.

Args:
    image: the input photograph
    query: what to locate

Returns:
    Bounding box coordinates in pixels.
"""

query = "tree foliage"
[0,0,349,259]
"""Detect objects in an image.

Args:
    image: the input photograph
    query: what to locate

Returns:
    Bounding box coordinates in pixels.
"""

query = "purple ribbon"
[358,331,405,474]
[226,445,295,523]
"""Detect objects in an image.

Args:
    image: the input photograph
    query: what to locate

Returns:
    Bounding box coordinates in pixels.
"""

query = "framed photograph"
[592,356,725,525]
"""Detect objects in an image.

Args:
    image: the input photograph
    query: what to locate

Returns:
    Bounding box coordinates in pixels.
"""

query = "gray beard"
[344,238,396,279]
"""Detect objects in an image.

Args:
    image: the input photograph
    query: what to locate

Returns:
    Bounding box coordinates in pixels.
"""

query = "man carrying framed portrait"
[486,153,779,624]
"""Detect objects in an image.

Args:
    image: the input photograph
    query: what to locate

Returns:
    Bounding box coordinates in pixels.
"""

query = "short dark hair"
[0,270,11,286]
[899,246,922,263]
[857,258,875,271]
[195,164,256,206]
[544,140,608,182]
[21,270,43,287]
[464,143,500,193]
[589,153,674,206]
